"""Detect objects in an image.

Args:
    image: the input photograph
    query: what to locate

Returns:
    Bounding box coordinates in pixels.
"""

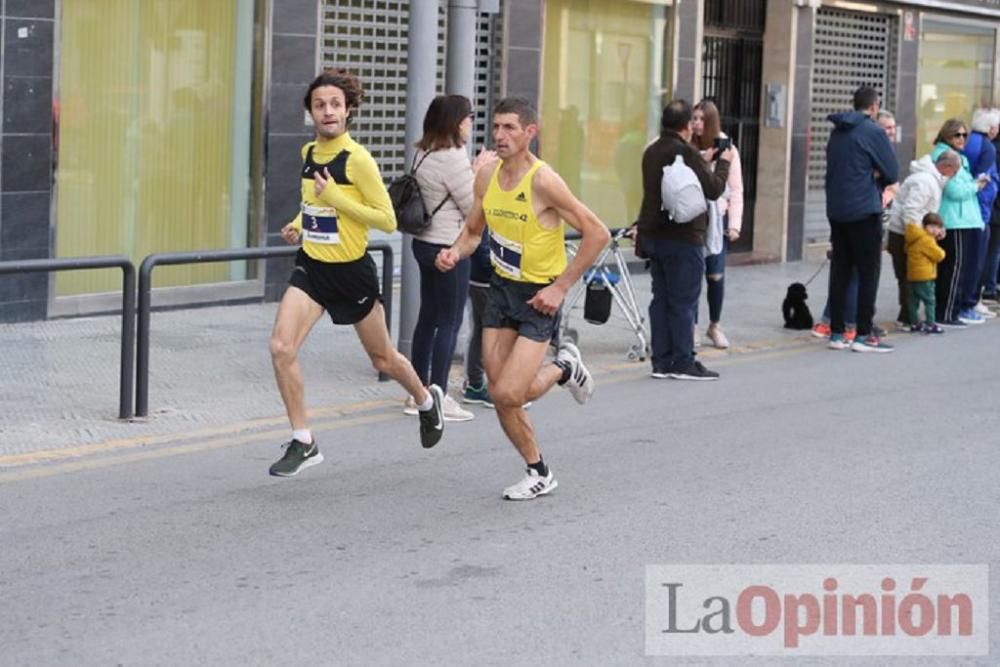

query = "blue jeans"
[410,239,470,389]
[982,224,1000,296]
[645,236,704,371]
[693,238,727,325]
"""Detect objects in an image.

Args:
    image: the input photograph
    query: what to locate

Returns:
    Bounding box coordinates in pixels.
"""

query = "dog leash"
[803,259,828,287]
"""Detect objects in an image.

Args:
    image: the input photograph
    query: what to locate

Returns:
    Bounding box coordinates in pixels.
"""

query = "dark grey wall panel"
[3,76,52,134]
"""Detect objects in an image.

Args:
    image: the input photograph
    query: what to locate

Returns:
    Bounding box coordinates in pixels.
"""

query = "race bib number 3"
[489,230,523,278]
[302,204,339,245]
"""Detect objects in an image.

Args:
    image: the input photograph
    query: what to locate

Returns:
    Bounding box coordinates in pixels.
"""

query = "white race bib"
[301,204,339,245]
[489,229,523,279]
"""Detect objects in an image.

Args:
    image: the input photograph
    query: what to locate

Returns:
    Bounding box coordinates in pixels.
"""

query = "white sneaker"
[707,324,730,349]
[442,394,475,422]
[502,467,558,500]
[403,395,418,416]
[556,341,594,404]
[974,302,997,319]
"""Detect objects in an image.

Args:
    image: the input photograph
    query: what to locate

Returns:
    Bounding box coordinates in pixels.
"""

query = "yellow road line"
[0,412,400,484]
[0,398,397,468]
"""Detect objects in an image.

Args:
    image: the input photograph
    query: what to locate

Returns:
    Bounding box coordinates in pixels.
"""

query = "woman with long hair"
[404,94,494,420]
[931,118,987,326]
[690,99,744,349]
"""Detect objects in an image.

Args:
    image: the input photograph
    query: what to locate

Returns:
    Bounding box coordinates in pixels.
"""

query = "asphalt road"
[1,325,998,666]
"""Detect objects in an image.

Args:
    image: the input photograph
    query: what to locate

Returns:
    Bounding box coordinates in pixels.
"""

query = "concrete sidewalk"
[0,256,908,458]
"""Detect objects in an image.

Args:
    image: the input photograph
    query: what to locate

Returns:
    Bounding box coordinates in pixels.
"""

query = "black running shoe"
[668,360,720,381]
[418,384,445,449]
[269,439,324,477]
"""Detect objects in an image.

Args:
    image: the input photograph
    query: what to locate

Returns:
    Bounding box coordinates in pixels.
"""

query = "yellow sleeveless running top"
[483,159,566,284]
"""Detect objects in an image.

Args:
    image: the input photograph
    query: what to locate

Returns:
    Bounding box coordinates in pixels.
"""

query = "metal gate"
[701,0,765,253]
[804,7,898,245]
[320,1,503,181]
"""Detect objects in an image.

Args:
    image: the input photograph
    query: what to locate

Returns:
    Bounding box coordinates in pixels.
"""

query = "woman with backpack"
[404,94,495,421]
[690,99,744,349]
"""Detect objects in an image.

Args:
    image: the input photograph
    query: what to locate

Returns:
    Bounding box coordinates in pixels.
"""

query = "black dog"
[783,282,814,330]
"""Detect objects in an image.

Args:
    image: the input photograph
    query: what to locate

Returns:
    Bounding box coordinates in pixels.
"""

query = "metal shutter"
[804,7,898,245]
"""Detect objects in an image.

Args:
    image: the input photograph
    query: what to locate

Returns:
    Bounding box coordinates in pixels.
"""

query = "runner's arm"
[316,151,397,233]
[536,167,610,293]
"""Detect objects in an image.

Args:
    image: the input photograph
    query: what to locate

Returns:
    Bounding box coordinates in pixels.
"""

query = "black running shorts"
[288,249,381,325]
[483,273,560,343]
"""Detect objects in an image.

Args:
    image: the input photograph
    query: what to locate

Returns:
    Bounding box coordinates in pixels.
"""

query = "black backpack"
[387,151,451,235]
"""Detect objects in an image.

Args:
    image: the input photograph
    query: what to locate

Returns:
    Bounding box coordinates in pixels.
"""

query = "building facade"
[0,0,998,322]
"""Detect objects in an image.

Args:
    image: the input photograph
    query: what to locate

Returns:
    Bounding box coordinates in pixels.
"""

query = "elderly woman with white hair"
[962,108,1000,317]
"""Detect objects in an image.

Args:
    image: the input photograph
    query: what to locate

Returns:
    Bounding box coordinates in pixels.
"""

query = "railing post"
[135,256,156,418]
[119,263,136,420]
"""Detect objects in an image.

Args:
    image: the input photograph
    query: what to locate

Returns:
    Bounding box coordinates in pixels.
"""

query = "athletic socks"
[416,392,434,412]
[553,359,572,386]
[527,458,549,477]
[292,429,313,445]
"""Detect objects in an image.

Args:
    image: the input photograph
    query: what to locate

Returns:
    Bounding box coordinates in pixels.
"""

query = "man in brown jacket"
[637,99,733,380]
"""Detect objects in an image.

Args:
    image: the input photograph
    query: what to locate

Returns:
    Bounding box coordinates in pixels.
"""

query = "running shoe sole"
[269,452,325,477]
[503,478,559,501]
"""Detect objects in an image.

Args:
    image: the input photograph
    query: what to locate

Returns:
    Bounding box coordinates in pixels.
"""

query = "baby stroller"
[559,226,649,361]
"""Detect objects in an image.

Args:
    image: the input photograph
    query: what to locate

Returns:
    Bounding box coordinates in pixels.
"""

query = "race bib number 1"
[489,230,522,279]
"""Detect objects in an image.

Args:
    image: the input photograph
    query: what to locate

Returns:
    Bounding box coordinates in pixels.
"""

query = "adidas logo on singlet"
[515,192,527,202]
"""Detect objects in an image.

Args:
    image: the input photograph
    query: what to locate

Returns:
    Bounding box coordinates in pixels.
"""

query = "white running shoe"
[502,467,558,500]
[556,341,594,404]
[403,395,418,416]
[974,302,997,319]
[442,394,475,422]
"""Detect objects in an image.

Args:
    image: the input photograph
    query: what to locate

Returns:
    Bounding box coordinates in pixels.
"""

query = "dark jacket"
[469,226,491,285]
[824,110,899,222]
[962,131,998,225]
[637,131,730,246]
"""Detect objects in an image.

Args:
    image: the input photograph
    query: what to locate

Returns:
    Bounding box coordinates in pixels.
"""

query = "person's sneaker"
[462,382,494,408]
[909,322,926,334]
[707,325,730,349]
[844,328,857,344]
[981,292,999,303]
[896,319,911,330]
[925,323,945,334]
[958,309,985,325]
[872,324,888,338]
[851,335,894,353]
[418,384,445,449]
[974,302,997,319]
[650,367,671,379]
[937,318,967,328]
[442,394,474,422]
[557,341,594,404]
[668,360,720,381]
[403,395,419,416]
[269,439,324,477]
[502,467,558,500]
[811,322,831,338]
[828,333,850,350]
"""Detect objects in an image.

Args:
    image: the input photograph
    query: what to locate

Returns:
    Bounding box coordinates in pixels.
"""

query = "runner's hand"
[280,222,301,244]
[314,167,334,198]
[435,247,460,272]
[472,147,497,174]
[526,283,566,316]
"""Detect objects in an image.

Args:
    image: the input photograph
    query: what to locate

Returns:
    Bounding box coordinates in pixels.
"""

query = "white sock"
[292,429,313,445]
[416,391,434,412]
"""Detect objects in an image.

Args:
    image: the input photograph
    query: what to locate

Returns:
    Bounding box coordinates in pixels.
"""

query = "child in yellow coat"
[905,212,947,334]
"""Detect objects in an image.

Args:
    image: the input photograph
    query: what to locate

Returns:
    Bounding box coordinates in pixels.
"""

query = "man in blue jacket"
[825,86,899,352]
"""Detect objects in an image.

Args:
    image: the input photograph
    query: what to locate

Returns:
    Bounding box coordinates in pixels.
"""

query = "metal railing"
[135,243,394,417]
[0,256,136,419]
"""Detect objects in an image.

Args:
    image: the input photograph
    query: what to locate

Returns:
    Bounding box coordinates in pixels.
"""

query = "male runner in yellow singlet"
[269,69,445,477]
[436,97,610,500]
